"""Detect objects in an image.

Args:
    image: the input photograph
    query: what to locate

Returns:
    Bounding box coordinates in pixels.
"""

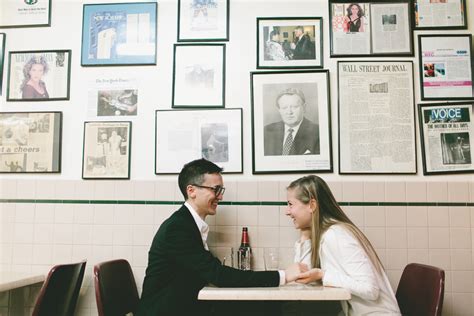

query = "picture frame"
[329,0,414,57]
[177,0,229,42]
[338,60,417,174]
[82,121,132,179]
[0,0,51,29]
[81,2,157,66]
[418,34,473,101]
[0,33,5,95]
[172,44,225,108]
[0,111,62,173]
[414,0,467,30]
[251,70,332,174]
[155,108,242,174]
[7,50,71,101]
[418,102,474,175]
[257,17,323,69]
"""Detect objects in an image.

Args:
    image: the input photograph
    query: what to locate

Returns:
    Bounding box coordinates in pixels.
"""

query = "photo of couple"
[264,25,316,61]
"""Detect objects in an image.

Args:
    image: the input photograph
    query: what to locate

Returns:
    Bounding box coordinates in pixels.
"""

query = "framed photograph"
[338,61,417,174]
[329,0,413,57]
[0,111,62,173]
[81,2,157,66]
[257,17,323,69]
[251,70,332,174]
[418,34,473,101]
[82,121,132,179]
[172,44,225,108]
[177,0,229,42]
[414,0,467,30]
[155,108,242,174]
[0,0,51,28]
[7,50,71,101]
[0,33,5,95]
[419,102,474,175]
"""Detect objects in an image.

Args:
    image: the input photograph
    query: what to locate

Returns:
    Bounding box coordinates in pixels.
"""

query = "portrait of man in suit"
[264,87,320,156]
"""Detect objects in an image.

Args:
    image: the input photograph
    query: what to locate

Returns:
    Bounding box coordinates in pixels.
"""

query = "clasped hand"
[284,264,324,284]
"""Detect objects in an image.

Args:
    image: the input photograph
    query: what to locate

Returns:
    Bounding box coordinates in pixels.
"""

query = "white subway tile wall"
[0,179,473,315]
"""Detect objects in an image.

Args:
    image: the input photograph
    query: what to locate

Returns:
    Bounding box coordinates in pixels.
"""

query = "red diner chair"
[32,260,87,316]
[396,263,445,316]
[94,259,139,316]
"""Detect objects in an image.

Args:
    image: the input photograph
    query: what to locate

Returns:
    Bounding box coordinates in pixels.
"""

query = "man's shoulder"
[301,117,319,130]
[264,121,284,132]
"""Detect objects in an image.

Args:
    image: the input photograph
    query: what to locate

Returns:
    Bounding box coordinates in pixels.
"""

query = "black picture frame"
[418,34,474,101]
[413,0,467,30]
[0,0,52,29]
[0,111,62,173]
[0,33,5,95]
[172,43,226,108]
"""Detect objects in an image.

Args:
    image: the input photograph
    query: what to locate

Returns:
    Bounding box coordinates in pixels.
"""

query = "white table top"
[0,272,45,292]
[198,283,351,301]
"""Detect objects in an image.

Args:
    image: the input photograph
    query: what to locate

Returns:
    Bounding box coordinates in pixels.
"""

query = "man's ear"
[186,184,196,199]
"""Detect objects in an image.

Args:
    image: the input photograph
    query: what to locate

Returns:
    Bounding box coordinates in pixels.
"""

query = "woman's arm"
[359,16,365,32]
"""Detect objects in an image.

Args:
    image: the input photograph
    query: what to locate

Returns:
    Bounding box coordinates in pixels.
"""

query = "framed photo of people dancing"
[82,121,132,179]
[251,70,332,174]
[0,0,51,28]
[329,0,414,57]
[257,17,323,69]
[6,50,71,102]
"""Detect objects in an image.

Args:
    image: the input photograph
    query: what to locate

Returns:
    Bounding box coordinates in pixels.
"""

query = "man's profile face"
[277,94,305,127]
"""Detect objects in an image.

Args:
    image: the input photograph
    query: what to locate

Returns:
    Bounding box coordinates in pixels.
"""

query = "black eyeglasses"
[191,184,226,196]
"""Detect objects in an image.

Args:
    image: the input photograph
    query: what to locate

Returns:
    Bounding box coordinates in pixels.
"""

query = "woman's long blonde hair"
[287,175,384,275]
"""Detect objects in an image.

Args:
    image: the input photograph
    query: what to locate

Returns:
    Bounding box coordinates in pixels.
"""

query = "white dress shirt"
[185,202,209,250]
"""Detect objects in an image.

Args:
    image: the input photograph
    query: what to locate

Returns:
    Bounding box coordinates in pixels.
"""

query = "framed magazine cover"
[0,33,5,95]
[81,2,157,66]
[338,61,417,174]
[177,0,229,42]
[0,0,51,28]
[82,121,132,179]
[172,44,225,108]
[419,102,474,175]
[155,108,242,174]
[414,0,467,30]
[0,111,62,173]
[418,34,473,101]
[7,50,71,101]
[251,70,332,174]
[257,17,323,69]
[329,0,414,57]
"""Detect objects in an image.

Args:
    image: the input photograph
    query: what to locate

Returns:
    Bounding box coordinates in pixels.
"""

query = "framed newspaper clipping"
[257,17,323,69]
[0,0,51,28]
[251,70,332,174]
[82,121,132,179]
[7,50,71,101]
[418,34,473,101]
[0,33,5,95]
[155,108,242,174]
[329,0,414,57]
[414,0,467,30]
[177,0,229,42]
[81,2,157,66]
[338,61,416,174]
[0,111,62,173]
[419,102,474,175]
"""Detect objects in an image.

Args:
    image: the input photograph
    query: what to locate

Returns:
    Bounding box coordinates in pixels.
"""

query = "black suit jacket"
[293,34,315,60]
[137,205,279,316]
[264,118,320,156]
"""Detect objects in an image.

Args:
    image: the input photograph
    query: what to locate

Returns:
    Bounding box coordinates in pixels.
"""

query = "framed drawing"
[418,34,473,101]
[0,111,62,173]
[329,0,413,57]
[7,50,71,101]
[251,70,332,174]
[414,0,467,30]
[177,0,229,41]
[257,17,323,69]
[419,102,474,175]
[82,121,132,179]
[155,108,242,174]
[81,2,157,66]
[0,33,5,95]
[338,61,417,174]
[0,0,51,28]
[172,44,225,108]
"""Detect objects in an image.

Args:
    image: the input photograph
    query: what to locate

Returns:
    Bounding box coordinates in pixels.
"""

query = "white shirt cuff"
[278,270,286,285]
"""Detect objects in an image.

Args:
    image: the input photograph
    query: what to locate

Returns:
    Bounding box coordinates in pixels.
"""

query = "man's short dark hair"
[178,158,223,199]
[275,88,306,108]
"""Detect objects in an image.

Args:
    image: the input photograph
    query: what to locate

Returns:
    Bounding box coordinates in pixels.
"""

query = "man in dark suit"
[292,26,315,60]
[264,88,320,156]
[137,159,307,316]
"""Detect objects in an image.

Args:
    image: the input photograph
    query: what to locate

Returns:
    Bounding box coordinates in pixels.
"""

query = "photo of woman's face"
[350,5,359,15]
[29,64,44,81]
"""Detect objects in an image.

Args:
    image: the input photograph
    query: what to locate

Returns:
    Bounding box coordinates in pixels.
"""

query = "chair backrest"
[94,259,139,316]
[33,260,87,316]
[396,263,445,316]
